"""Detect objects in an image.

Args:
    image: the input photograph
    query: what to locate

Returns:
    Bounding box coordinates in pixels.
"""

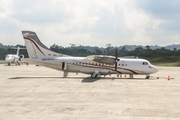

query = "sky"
[0,0,180,47]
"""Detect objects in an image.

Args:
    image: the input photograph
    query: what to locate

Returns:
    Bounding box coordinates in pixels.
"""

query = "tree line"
[50,44,180,63]
[1,43,180,63]
[0,45,28,60]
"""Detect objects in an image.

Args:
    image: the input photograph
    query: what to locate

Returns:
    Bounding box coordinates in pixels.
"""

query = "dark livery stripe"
[24,37,45,56]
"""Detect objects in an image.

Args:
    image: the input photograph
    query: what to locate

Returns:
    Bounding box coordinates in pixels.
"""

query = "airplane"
[21,30,159,79]
[5,47,25,66]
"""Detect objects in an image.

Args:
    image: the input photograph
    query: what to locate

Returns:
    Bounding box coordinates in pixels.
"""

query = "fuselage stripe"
[71,60,138,74]
[31,59,140,74]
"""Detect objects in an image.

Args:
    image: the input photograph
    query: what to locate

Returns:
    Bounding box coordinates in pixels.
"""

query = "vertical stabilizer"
[22,31,69,58]
[16,47,20,56]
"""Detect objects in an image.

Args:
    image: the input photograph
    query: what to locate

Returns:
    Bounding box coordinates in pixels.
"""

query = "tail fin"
[11,47,26,56]
[16,47,20,56]
[22,31,68,58]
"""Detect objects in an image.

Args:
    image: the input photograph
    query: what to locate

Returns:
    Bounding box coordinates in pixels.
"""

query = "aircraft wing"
[87,55,116,65]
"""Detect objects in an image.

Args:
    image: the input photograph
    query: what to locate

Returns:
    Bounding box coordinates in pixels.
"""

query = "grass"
[0,60,5,64]
[152,62,180,67]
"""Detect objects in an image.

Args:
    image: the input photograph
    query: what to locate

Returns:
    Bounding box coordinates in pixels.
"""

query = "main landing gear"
[91,73,99,79]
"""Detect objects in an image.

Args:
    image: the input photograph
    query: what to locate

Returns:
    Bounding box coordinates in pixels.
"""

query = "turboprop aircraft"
[5,47,25,66]
[21,31,159,79]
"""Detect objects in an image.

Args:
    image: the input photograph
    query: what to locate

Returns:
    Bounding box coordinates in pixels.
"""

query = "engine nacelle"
[19,54,24,60]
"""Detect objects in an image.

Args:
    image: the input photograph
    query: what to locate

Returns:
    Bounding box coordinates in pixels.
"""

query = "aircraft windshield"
[142,62,148,65]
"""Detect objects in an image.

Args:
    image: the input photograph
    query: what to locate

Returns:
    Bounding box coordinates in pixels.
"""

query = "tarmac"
[0,64,180,120]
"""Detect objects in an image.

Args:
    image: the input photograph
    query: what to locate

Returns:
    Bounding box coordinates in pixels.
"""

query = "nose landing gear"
[145,74,150,79]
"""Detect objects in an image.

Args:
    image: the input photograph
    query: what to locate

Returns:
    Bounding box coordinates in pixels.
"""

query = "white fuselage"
[5,54,19,64]
[26,56,158,75]
[21,30,159,78]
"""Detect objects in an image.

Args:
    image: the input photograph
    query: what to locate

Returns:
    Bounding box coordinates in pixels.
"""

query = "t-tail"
[22,31,69,58]
[11,47,26,56]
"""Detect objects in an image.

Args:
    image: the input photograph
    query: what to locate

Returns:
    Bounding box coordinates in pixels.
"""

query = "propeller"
[19,54,24,61]
[115,47,120,71]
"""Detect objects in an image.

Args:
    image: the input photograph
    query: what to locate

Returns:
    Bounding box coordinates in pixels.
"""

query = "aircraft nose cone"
[154,67,159,73]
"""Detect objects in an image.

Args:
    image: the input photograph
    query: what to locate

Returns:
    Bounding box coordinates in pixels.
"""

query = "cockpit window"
[142,62,148,65]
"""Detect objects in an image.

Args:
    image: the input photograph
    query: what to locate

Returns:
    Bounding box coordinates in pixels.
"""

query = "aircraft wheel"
[91,74,98,79]
[145,75,150,79]
[8,63,10,66]
[91,74,94,78]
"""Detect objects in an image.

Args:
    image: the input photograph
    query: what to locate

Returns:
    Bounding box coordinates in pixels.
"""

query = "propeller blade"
[115,61,117,71]
[115,47,118,60]
[115,47,118,71]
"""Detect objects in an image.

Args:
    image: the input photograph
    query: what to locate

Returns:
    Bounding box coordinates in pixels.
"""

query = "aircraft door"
[62,62,67,70]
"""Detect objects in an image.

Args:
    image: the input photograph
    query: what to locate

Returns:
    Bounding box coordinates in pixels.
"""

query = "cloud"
[0,0,13,20]
[0,0,180,47]
[136,0,180,31]
[122,7,162,45]
[136,0,180,18]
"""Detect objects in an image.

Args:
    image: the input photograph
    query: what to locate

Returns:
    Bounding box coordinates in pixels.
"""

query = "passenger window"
[122,64,124,66]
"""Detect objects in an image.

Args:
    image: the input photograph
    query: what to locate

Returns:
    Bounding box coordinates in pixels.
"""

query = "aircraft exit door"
[62,62,67,70]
